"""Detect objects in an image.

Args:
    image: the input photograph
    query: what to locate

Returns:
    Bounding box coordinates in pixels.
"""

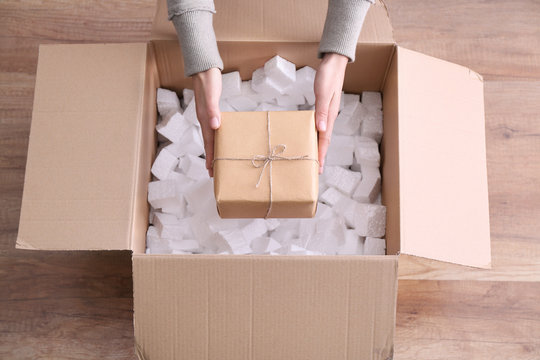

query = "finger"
[201,125,215,177]
[315,87,332,172]
[318,133,331,174]
[202,70,222,129]
[315,94,330,133]
[317,91,341,174]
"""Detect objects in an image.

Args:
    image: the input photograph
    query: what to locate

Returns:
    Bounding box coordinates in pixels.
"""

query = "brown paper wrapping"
[213,111,319,218]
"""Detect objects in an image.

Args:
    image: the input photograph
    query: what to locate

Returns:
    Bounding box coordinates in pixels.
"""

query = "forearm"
[167,0,223,77]
[318,0,374,62]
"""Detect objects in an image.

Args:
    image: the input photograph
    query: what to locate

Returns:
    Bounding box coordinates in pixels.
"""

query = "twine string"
[213,112,318,218]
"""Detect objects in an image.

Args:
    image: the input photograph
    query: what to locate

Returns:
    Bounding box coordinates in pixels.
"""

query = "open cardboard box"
[16,0,491,358]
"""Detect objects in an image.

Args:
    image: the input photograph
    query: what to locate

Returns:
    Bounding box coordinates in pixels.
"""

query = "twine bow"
[213,112,318,218]
[251,144,310,188]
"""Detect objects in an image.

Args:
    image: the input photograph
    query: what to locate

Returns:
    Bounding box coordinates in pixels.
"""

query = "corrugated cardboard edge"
[132,254,399,359]
[129,43,159,254]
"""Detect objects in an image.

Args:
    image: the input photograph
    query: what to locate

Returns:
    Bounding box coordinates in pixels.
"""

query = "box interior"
[133,40,399,256]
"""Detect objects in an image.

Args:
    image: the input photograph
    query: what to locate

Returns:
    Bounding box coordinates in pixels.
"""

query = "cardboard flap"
[151,0,394,43]
[17,43,150,251]
[133,255,398,360]
[396,46,491,268]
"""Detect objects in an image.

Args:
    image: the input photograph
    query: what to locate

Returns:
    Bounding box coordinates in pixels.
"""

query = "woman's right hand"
[193,67,222,177]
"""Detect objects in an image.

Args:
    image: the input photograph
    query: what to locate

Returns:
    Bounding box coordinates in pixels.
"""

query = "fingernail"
[318,121,327,132]
[210,117,220,129]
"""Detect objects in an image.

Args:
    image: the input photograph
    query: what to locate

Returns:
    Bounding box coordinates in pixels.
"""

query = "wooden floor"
[1,0,539,359]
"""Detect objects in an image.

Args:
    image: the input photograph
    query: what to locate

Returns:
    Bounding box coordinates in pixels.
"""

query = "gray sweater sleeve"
[167,0,373,77]
[318,0,374,62]
[167,0,223,77]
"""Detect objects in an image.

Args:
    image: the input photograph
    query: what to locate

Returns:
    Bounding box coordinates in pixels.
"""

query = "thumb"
[315,102,329,132]
[207,100,221,130]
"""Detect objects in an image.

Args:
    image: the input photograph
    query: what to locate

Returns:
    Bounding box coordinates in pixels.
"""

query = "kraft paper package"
[213,111,319,218]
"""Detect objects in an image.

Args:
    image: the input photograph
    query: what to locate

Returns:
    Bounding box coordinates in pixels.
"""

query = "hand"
[314,53,348,174]
[193,68,222,177]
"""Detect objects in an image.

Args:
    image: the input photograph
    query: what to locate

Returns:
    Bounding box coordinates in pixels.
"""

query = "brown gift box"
[213,110,319,218]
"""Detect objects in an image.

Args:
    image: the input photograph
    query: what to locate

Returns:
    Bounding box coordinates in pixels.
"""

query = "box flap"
[17,43,150,251]
[396,46,491,268]
[151,0,394,43]
[133,255,398,360]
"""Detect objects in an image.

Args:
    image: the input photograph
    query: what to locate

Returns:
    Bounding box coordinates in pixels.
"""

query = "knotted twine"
[213,111,319,218]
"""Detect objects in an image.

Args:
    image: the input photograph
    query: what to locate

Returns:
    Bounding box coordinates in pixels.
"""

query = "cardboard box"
[214,111,319,219]
[16,0,491,359]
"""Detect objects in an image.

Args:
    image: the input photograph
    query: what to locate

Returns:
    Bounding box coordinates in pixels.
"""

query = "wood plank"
[0,251,135,359]
[395,280,540,359]
[385,0,540,80]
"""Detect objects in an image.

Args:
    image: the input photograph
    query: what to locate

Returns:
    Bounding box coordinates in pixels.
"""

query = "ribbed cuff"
[318,0,373,63]
[166,0,216,19]
[171,10,224,77]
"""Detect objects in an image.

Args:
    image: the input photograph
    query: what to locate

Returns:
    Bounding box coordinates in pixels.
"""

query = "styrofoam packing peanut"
[227,95,259,111]
[264,218,281,231]
[323,166,362,196]
[339,91,345,111]
[218,229,252,254]
[151,148,178,180]
[153,212,189,241]
[363,237,386,255]
[183,98,199,126]
[168,239,200,252]
[264,55,296,93]
[353,203,386,238]
[157,88,181,117]
[333,196,357,228]
[218,98,235,112]
[325,135,355,166]
[182,88,194,108]
[161,196,187,219]
[251,67,281,98]
[221,71,242,99]
[156,111,190,144]
[285,66,315,93]
[361,91,382,110]
[334,101,362,135]
[148,179,181,209]
[164,126,204,158]
[337,230,364,255]
[319,187,345,207]
[275,93,305,107]
[182,154,207,180]
[350,153,362,172]
[156,116,169,143]
[172,250,192,255]
[184,178,214,214]
[255,102,296,112]
[359,104,383,144]
[304,91,315,106]
[241,219,269,240]
[354,136,380,167]
[308,215,346,254]
[352,165,381,204]
[251,236,282,254]
[146,226,171,254]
